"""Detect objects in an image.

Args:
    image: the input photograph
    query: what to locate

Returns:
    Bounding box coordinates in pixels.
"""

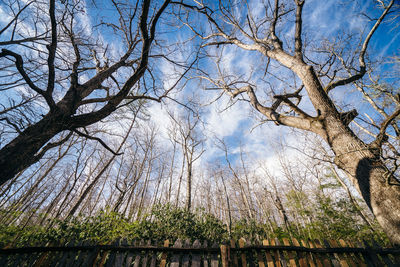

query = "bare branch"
[294,0,304,60]
[73,129,123,156]
[374,108,400,147]
[324,0,394,93]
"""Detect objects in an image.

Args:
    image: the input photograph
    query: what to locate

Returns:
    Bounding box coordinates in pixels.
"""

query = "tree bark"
[0,112,70,186]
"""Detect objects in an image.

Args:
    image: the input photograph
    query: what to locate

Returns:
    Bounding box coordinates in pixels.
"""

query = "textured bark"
[0,112,69,186]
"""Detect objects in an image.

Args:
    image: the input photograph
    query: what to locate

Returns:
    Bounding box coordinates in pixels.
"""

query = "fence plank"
[104,239,120,267]
[282,238,297,267]
[182,239,191,267]
[300,239,316,267]
[133,240,142,267]
[220,244,229,267]
[203,241,209,267]
[270,238,282,267]
[141,240,150,267]
[345,241,367,267]
[111,239,126,267]
[323,240,340,267]
[262,239,275,267]
[170,239,182,267]
[126,239,138,267]
[57,240,76,267]
[274,238,288,267]
[313,239,332,267]
[337,240,356,267]
[210,242,219,267]
[256,240,265,267]
[328,240,349,267]
[159,240,169,267]
[308,240,323,267]
[230,239,239,267]
[292,238,307,267]
[81,241,101,267]
[355,241,375,267]
[239,238,247,267]
[191,240,201,267]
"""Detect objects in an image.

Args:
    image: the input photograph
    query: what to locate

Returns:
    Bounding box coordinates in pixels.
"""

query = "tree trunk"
[326,122,400,244]
[0,112,69,186]
[290,58,400,245]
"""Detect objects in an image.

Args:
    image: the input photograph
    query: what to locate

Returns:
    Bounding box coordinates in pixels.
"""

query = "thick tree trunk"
[0,112,67,186]
[323,115,400,245]
[292,61,400,245]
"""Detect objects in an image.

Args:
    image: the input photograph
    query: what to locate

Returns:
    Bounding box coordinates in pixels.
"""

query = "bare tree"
[167,107,204,211]
[178,0,400,243]
[0,0,173,185]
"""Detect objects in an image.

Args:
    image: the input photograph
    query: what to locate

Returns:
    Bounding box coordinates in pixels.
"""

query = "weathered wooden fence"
[1,238,399,267]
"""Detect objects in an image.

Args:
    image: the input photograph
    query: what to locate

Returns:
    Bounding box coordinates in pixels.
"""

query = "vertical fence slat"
[282,238,296,267]
[323,240,340,267]
[126,239,138,267]
[112,239,127,267]
[308,240,323,267]
[104,239,120,267]
[300,239,316,267]
[210,242,219,267]
[230,239,239,267]
[220,244,229,267]
[292,238,307,267]
[313,239,332,267]
[203,241,209,267]
[181,239,191,267]
[191,240,201,267]
[159,240,169,267]
[58,240,76,267]
[346,241,367,267]
[170,239,182,267]
[149,244,157,267]
[82,244,101,267]
[337,240,356,267]
[354,241,374,267]
[262,239,275,267]
[239,238,247,267]
[328,240,349,267]
[256,241,266,267]
[133,240,142,267]
[270,238,282,267]
[141,240,150,267]
[275,238,288,267]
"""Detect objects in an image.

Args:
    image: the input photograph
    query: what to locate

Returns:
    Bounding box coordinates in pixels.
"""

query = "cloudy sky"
[1,0,398,182]
[141,0,400,176]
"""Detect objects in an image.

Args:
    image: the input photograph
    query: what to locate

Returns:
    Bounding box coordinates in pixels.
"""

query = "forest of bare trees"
[0,0,399,246]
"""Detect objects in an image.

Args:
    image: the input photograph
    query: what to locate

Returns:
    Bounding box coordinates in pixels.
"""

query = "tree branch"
[46,0,58,108]
[0,49,45,95]
[374,108,400,148]
[294,0,304,60]
[324,0,394,93]
[73,129,123,156]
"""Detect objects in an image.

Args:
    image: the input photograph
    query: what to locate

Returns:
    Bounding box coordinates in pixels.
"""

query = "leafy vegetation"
[0,204,388,248]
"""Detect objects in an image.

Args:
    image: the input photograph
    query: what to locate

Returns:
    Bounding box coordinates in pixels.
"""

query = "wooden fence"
[1,238,399,267]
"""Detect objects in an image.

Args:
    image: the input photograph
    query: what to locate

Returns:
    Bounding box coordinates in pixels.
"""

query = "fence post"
[239,238,247,267]
[220,244,229,267]
[159,239,169,267]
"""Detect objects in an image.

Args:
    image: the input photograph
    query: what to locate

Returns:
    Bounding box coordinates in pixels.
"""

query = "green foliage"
[0,204,389,248]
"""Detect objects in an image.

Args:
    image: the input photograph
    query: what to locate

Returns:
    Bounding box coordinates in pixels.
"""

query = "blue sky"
[0,0,398,182]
